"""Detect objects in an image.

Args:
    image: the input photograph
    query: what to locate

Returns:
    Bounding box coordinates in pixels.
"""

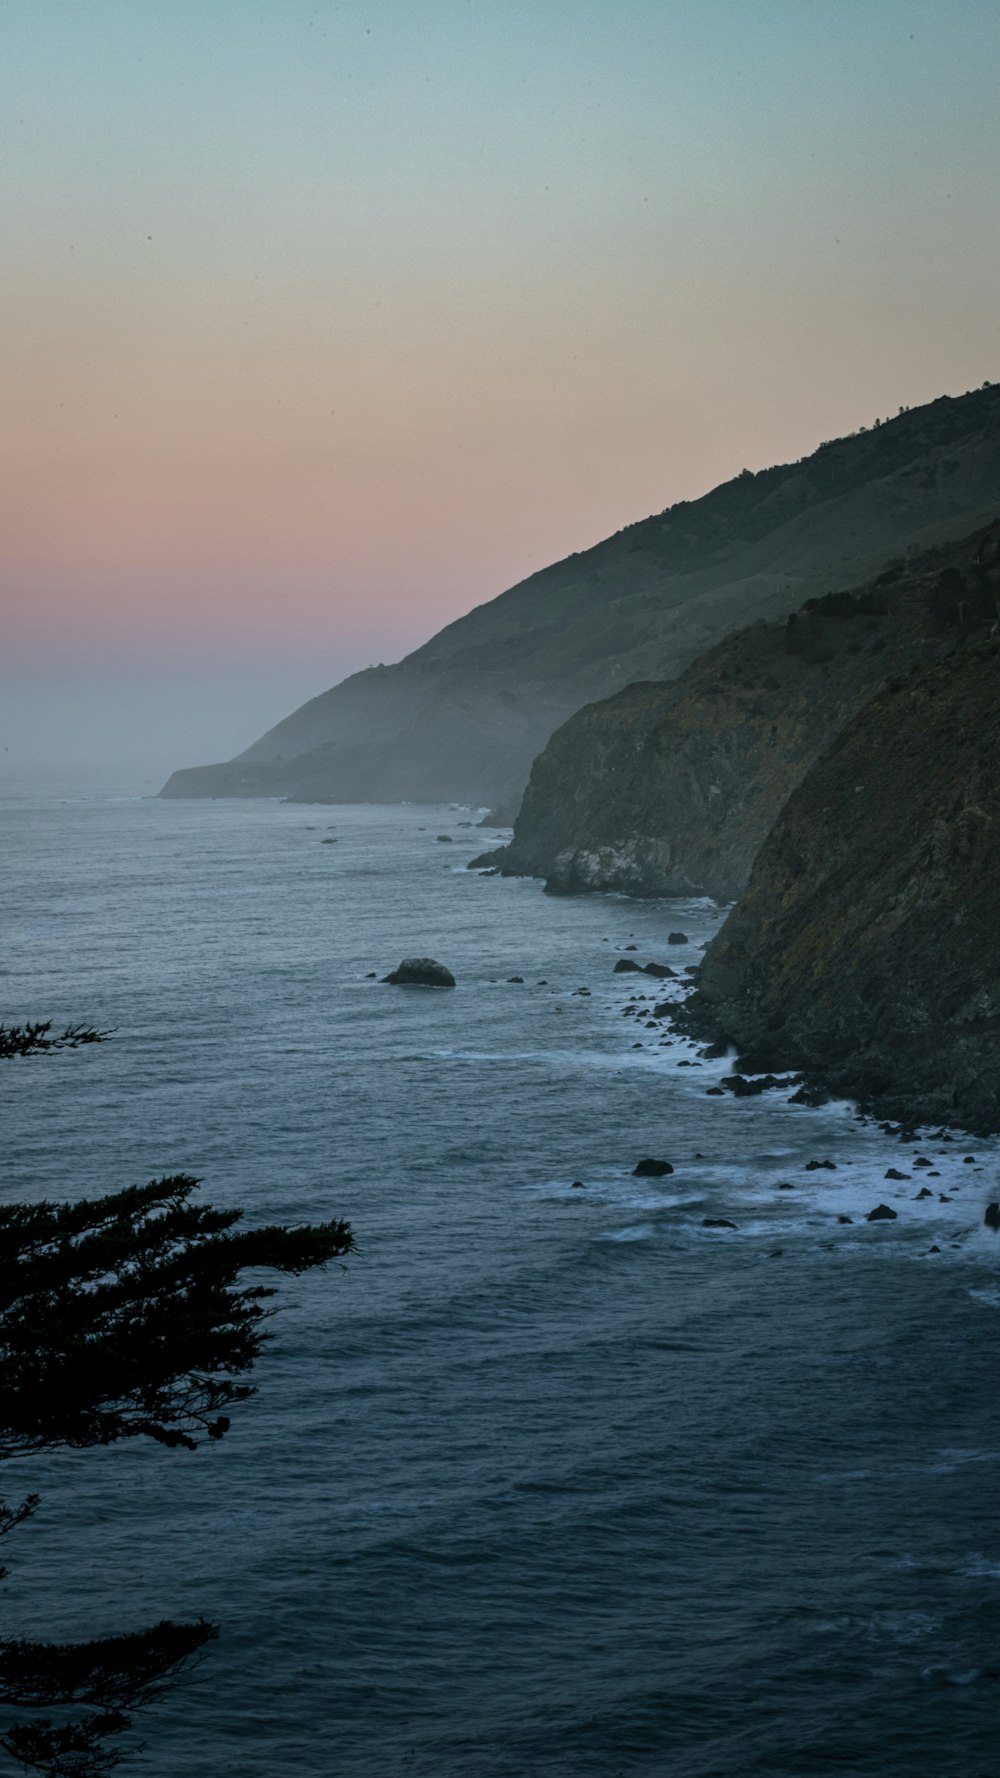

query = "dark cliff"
[683,641,1000,1134]
[162,383,1000,807]
[486,522,1000,899]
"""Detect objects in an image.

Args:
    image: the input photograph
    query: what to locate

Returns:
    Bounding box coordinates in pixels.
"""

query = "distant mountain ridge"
[161,383,1000,807]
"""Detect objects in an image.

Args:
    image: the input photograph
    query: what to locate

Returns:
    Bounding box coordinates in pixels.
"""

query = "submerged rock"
[382,957,456,988]
[702,1217,737,1229]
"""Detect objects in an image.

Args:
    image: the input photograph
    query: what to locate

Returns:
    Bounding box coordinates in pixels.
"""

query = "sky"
[3,0,999,785]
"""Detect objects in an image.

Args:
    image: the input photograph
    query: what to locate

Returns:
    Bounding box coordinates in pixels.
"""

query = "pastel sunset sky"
[3,0,999,781]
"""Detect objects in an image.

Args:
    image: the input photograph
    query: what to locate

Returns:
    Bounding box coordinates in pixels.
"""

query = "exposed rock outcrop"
[162,386,1000,810]
[682,642,1000,1134]
[488,521,1000,898]
[381,958,456,988]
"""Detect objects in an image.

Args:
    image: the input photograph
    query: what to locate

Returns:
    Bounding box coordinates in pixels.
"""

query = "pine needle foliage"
[0,1175,354,1456]
[0,1025,355,1777]
[0,1027,110,1061]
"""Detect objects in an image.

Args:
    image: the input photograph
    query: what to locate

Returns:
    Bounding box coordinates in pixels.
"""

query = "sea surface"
[2,790,999,1777]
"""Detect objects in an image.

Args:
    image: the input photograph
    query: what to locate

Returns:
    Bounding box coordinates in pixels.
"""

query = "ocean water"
[2,791,999,1777]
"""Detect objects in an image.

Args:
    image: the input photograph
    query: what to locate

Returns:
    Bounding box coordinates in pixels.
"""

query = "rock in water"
[643,961,676,978]
[633,1158,674,1177]
[382,957,457,988]
[985,1202,1000,1231]
[866,1203,898,1221]
[613,957,643,974]
[667,932,689,945]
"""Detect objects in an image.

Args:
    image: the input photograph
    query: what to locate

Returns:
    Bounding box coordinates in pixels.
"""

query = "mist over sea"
[3,789,999,1777]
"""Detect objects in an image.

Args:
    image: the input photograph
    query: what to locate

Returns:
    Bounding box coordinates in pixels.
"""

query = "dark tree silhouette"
[0,1026,110,1061]
[1,1033,354,1776]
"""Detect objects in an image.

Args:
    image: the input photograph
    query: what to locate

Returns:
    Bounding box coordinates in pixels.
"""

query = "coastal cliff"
[162,384,1000,809]
[484,523,1000,899]
[683,641,1000,1134]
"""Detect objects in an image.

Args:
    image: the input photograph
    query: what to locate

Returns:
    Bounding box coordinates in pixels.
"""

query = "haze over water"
[4,790,999,1776]
[4,1,1000,778]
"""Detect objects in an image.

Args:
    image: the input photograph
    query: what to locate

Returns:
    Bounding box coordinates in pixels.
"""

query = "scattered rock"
[633,1158,674,1177]
[643,962,676,978]
[436,834,453,842]
[382,957,456,988]
[984,1203,1000,1231]
[320,837,337,844]
[624,944,638,951]
[914,1186,934,1199]
[885,1167,910,1181]
[705,1086,725,1095]
[613,958,643,974]
[365,972,377,979]
[913,1156,932,1167]
[866,1203,898,1221]
[927,1245,941,1254]
[777,1182,796,1190]
[667,932,689,945]
[788,1084,831,1106]
[964,1155,977,1164]
[938,1193,952,1203]
[805,1159,836,1171]
[837,1214,853,1224]
[507,975,524,983]
[570,1181,585,1190]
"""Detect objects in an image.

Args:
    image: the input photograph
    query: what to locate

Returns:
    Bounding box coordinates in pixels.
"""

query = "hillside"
[681,641,1000,1134]
[161,383,1000,807]
[484,521,1000,898]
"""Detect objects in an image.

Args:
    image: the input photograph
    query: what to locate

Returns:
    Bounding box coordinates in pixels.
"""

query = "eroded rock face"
[493,521,1000,900]
[382,958,456,988]
[684,641,1000,1134]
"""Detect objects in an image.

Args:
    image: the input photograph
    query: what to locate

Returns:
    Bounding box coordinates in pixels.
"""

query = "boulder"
[613,957,643,974]
[914,1186,934,1199]
[668,932,689,945]
[382,957,456,988]
[633,1158,674,1177]
[984,1202,1000,1231]
[643,962,676,978]
[866,1203,898,1221]
[436,834,453,842]
[885,1167,910,1181]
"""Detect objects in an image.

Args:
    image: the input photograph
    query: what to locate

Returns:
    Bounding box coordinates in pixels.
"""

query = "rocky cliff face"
[161,384,1000,807]
[487,523,1000,899]
[682,641,1000,1134]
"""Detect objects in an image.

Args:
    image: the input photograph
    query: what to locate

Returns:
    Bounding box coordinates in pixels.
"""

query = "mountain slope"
[485,521,1000,898]
[161,383,1000,806]
[682,640,1000,1134]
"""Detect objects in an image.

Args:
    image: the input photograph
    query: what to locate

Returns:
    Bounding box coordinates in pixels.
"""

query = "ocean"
[2,790,999,1777]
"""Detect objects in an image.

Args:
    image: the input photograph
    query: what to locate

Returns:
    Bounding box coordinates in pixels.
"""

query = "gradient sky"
[3,0,999,783]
